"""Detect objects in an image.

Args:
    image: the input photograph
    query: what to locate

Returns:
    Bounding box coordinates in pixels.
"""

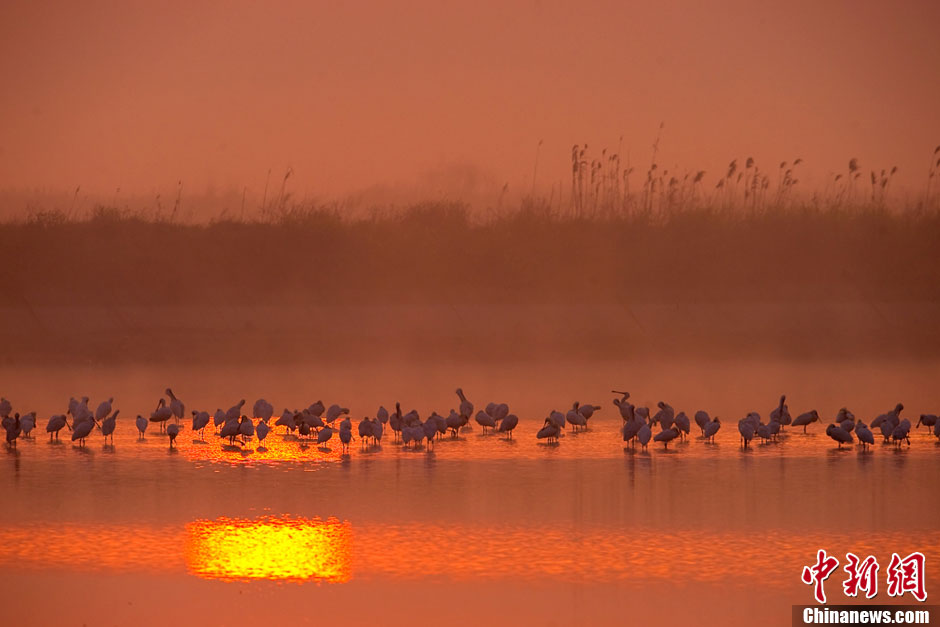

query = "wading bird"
[46,414,71,441]
[654,426,680,449]
[792,410,819,433]
[256,419,270,446]
[498,414,519,439]
[150,399,172,432]
[855,422,874,449]
[166,388,185,425]
[704,417,721,442]
[475,410,496,434]
[71,417,98,446]
[95,397,113,422]
[20,412,36,438]
[253,399,274,423]
[101,410,119,444]
[136,414,148,438]
[4,414,21,448]
[167,423,181,448]
[825,423,853,448]
[536,418,560,443]
[192,411,210,438]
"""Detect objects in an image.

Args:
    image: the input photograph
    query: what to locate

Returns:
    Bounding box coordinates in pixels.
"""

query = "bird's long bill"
[65,418,72,431]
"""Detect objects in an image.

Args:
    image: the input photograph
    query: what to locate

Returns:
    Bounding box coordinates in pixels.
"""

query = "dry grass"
[2,194,938,308]
[2,144,939,309]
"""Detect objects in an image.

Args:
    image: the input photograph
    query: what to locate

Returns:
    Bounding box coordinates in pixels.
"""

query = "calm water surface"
[2,360,939,626]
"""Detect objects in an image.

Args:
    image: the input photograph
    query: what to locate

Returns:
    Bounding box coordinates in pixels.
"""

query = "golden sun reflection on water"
[184,432,347,466]
[184,516,352,583]
[1,520,937,589]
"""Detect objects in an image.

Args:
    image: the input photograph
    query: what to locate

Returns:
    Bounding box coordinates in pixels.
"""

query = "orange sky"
[1,0,938,212]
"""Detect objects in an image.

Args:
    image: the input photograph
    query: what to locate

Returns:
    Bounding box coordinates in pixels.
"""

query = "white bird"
[704,417,721,442]
[0,397,11,418]
[445,410,464,437]
[304,411,324,432]
[358,417,373,441]
[225,400,246,423]
[326,404,349,423]
[674,412,691,439]
[421,419,437,450]
[71,417,98,446]
[220,417,241,445]
[20,412,37,438]
[150,399,172,431]
[770,395,788,425]
[317,425,335,446]
[213,409,228,431]
[498,414,519,438]
[879,419,895,442]
[491,403,510,425]
[622,417,642,444]
[456,388,474,424]
[46,414,71,441]
[835,407,855,426]
[238,416,255,442]
[401,423,414,447]
[654,426,680,449]
[576,402,601,422]
[376,406,389,425]
[916,414,937,430]
[637,423,652,449]
[95,397,113,422]
[167,423,181,448]
[339,423,353,452]
[614,397,635,422]
[756,423,773,443]
[694,411,711,436]
[653,401,675,430]
[549,411,566,430]
[792,410,819,433]
[71,397,93,425]
[826,423,854,447]
[742,412,761,432]
[5,414,21,448]
[101,410,119,444]
[165,388,185,424]
[256,420,270,446]
[856,422,874,449]
[253,399,274,423]
[135,415,148,438]
[738,419,755,448]
[275,410,295,432]
[191,411,210,438]
[872,403,904,430]
[536,418,560,443]
[891,422,911,448]
[566,409,587,432]
[475,410,496,434]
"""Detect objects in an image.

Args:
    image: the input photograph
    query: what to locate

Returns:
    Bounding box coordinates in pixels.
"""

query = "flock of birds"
[2,389,939,453]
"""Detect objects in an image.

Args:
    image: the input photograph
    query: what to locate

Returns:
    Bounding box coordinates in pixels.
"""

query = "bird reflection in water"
[184,515,352,583]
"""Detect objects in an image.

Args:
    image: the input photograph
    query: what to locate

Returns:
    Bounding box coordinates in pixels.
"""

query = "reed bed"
[2,195,938,308]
